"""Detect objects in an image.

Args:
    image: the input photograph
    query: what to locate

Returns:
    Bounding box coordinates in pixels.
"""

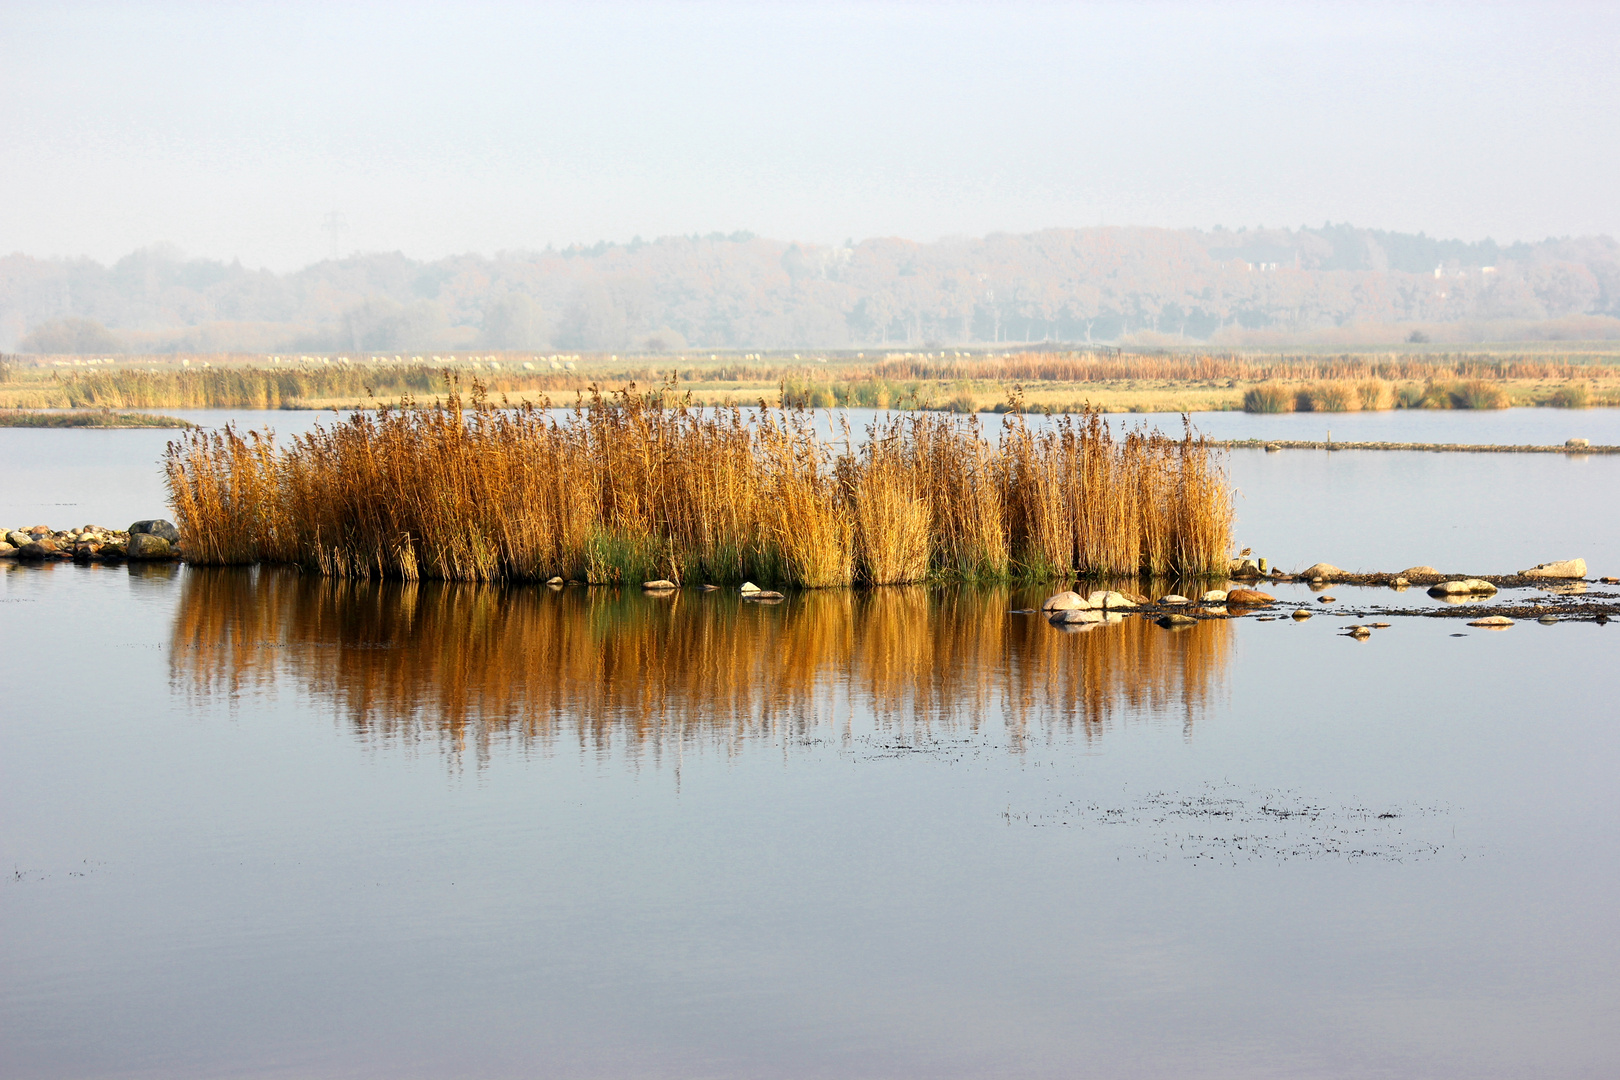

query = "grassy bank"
[165,382,1233,585]
[1236,377,1615,412]
[4,348,1619,414]
[0,408,194,428]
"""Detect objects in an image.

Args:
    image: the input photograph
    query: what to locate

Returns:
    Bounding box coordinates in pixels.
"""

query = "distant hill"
[6,225,1620,353]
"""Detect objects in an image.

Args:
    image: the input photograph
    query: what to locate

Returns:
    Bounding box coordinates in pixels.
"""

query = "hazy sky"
[4,1,1617,270]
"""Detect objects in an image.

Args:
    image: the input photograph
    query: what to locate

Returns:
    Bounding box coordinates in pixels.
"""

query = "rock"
[1041,590,1089,611]
[1228,557,1260,577]
[129,519,181,544]
[1347,626,1372,639]
[1226,588,1275,607]
[1602,576,1619,585]
[72,543,102,561]
[699,584,720,592]
[1120,590,1151,605]
[1156,613,1198,627]
[28,525,51,537]
[1391,576,1409,587]
[1200,590,1228,603]
[5,531,29,547]
[641,579,677,591]
[0,542,13,557]
[1428,579,1497,597]
[1468,616,1515,628]
[1265,443,1280,453]
[743,589,785,600]
[1300,563,1343,581]
[1370,622,1391,628]
[126,533,173,560]
[1566,438,1590,448]
[739,581,761,594]
[1053,608,1104,625]
[1519,558,1586,579]
[1399,566,1440,581]
[546,576,564,585]
[1291,608,1312,620]
[1159,594,1189,605]
[1317,595,1336,603]
[17,540,57,559]
[99,542,126,558]
[1538,614,1559,624]
[1104,591,1137,609]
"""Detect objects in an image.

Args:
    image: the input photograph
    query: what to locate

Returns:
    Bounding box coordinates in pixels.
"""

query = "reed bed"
[877,350,1620,384]
[169,568,1234,763]
[1244,377,1510,412]
[1549,383,1590,408]
[59,363,591,410]
[165,381,1233,585]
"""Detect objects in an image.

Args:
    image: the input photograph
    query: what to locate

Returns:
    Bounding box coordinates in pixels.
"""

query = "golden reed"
[165,382,1232,585]
[169,568,1233,759]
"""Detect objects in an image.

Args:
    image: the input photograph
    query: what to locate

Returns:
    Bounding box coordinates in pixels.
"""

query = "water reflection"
[170,568,1231,762]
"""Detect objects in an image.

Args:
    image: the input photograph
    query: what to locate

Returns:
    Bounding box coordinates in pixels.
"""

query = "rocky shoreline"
[6,524,1614,627]
[0,519,182,562]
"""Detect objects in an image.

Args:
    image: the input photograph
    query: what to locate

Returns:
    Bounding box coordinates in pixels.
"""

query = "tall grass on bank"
[878,350,1620,384]
[59,364,587,410]
[1244,377,1508,412]
[1549,383,1590,408]
[165,381,1233,585]
[1242,383,1293,413]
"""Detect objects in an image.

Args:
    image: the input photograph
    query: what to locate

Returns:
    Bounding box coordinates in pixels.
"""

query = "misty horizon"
[7,221,1618,354]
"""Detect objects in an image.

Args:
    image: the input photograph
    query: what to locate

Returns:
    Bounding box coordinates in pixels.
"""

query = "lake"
[2,410,1618,1078]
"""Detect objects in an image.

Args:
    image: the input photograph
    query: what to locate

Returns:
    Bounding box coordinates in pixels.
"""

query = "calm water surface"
[3,410,1618,1077]
[2,561,1618,1079]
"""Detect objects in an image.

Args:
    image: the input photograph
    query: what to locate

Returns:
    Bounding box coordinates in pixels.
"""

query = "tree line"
[6,225,1619,354]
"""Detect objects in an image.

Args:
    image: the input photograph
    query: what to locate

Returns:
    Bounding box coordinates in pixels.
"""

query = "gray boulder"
[129,520,181,544]
[126,533,173,560]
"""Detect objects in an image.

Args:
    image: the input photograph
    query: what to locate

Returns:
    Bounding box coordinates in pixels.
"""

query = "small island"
[0,408,194,429]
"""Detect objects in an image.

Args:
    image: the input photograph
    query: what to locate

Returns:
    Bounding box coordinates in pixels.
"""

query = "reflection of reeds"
[166,383,1232,583]
[169,569,1233,760]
